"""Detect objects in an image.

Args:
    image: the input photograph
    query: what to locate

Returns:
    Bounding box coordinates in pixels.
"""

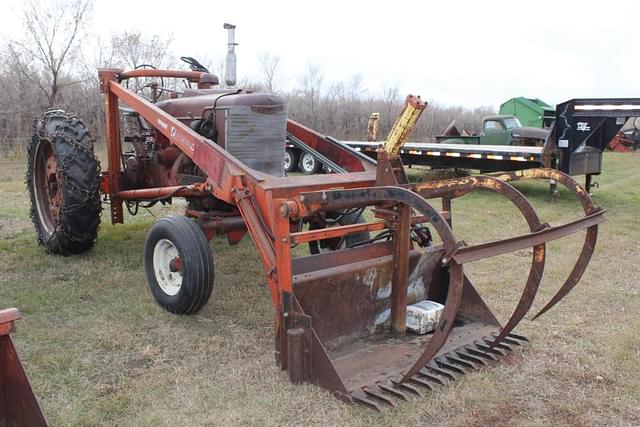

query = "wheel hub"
[153,238,183,296]
[33,139,62,235]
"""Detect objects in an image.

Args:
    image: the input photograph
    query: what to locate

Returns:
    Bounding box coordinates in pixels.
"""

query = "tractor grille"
[225,105,286,176]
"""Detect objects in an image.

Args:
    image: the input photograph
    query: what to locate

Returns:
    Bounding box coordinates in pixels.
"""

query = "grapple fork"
[273,155,604,408]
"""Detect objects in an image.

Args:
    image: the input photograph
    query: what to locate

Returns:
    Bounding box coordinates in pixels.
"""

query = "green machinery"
[499,97,555,128]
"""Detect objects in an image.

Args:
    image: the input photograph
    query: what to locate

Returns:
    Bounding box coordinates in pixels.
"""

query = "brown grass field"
[1,151,638,426]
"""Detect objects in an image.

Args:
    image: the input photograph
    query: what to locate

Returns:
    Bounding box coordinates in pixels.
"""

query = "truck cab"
[480,115,548,146]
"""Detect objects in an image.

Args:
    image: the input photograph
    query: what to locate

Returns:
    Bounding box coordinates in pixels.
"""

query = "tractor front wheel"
[27,110,101,255]
[144,215,214,314]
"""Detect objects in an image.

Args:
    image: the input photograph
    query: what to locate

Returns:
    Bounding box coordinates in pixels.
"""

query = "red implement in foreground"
[25,64,604,410]
[0,308,47,425]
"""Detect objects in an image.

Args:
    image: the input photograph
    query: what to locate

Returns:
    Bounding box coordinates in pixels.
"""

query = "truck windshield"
[503,117,522,129]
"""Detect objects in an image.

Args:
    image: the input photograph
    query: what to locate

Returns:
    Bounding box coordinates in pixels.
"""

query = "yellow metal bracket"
[384,95,427,156]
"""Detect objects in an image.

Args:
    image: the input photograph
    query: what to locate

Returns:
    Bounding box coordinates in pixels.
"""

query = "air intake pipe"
[224,23,237,87]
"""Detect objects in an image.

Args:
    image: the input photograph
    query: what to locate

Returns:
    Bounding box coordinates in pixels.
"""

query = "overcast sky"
[1,0,638,109]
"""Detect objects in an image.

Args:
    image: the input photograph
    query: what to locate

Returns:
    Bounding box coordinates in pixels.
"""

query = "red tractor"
[25,56,604,409]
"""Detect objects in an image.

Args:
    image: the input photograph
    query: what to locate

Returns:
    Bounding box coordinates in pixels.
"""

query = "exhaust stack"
[224,23,237,87]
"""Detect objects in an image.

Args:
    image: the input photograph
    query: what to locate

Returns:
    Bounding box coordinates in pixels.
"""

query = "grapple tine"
[457,176,545,353]
[400,262,464,382]
[533,225,599,320]
[487,242,545,351]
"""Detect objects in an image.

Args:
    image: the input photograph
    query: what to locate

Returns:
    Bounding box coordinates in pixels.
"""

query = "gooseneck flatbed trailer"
[343,98,640,191]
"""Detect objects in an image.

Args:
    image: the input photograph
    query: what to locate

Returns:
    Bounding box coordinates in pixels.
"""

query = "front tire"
[144,215,214,314]
[26,110,101,255]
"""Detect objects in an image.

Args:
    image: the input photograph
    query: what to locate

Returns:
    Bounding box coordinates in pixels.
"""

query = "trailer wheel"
[284,148,299,173]
[27,110,101,255]
[299,152,321,174]
[144,215,214,314]
[309,210,370,254]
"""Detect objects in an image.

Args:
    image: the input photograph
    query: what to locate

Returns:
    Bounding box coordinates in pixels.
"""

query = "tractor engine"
[156,90,287,177]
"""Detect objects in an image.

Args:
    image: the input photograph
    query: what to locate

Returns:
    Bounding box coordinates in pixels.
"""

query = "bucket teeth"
[507,332,529,342]
[474,341,507,356]
[363,386,396,407]
[426,363,458,380]
[349,333,527,410]
[352,391,382,412]
[435,357,468,375]
[482,337,513,351]
[377,382,411,401]
[390,378,423,397]
[408,375,434,390]
[445,354,477,370]
[455,350,488,366]
[464,344,498,361]
[418,368,448,385]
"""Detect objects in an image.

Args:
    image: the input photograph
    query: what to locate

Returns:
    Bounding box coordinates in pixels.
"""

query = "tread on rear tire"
[26,110,101,255]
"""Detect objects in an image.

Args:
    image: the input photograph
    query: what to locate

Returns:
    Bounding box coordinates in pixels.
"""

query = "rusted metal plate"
[293,246,445,345]
[0,309,47,426]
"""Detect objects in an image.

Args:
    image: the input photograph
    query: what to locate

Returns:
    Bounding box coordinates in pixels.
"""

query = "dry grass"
[1,151,639,425]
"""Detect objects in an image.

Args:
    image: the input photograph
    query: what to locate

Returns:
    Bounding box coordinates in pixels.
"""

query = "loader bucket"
[0,308,48,425]
[280,168,604,410]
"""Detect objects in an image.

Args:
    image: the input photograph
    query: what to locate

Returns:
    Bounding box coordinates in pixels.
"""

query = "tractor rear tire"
[26,110,101,255]
[144,215,214,314]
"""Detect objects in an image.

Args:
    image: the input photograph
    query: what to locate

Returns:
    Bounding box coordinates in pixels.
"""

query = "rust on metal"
[0,308,48,426]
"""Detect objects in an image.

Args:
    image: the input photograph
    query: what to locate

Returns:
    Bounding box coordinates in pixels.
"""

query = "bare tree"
[110,31,174,69]
[299,63,323,128]
[7,0,93,108]
[258,52,281,94]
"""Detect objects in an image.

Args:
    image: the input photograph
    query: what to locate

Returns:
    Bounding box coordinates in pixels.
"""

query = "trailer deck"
[345,140,543,172]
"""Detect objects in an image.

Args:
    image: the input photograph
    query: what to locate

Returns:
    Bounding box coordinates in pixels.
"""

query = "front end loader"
[25,63,604,409]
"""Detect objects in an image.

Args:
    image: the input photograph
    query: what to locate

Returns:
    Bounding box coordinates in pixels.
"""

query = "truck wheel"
[284,148,299,173]
[144,215,214,314]
[299,152,321,174]
[309,210,370,254]
[26,110,101,255]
